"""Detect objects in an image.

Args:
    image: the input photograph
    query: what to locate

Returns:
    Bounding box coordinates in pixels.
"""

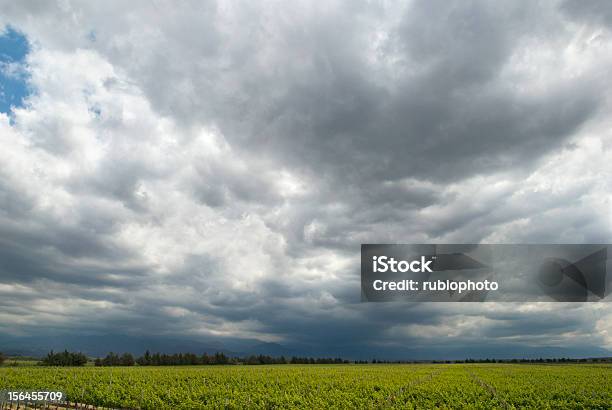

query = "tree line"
[22,350,612,366]
[40,350,88,366]
[373,357,612,364]
[94,350,350,366]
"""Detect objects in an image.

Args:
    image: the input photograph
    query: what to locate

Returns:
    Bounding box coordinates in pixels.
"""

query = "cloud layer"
[0,0,611,357]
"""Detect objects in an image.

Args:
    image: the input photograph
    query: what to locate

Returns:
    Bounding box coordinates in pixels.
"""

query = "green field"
[0,364,610,409]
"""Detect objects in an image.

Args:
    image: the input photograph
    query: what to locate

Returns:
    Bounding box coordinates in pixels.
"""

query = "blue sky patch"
[0,26,30,114]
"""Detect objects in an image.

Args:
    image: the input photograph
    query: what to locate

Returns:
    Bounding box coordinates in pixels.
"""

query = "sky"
[0,26,29,115]
[0,0,611,359]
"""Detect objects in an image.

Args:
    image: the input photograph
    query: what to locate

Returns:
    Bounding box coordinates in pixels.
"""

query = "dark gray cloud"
[0,0,610,358]
[563,0,612,27]
[76,0,602,185]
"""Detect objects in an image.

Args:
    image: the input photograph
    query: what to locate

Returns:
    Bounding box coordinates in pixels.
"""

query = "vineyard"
[0,364,610,409]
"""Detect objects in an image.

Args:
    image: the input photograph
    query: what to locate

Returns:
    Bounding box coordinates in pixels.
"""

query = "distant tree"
[201,353,210,365]
[136,350,151,366]
[214,352,229,365]
[0,352,5,365]
[41,350,87,366]
[121,353,135,366]
[103,352,120,366]
[95,352,135,366]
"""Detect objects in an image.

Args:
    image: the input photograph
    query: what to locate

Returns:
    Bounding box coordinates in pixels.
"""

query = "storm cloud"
[0,0,611,358]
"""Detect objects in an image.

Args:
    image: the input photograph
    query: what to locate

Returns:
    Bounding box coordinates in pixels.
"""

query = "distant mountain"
[1,332,609,361]
[321,344,612,361]
[0,333,239,358]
